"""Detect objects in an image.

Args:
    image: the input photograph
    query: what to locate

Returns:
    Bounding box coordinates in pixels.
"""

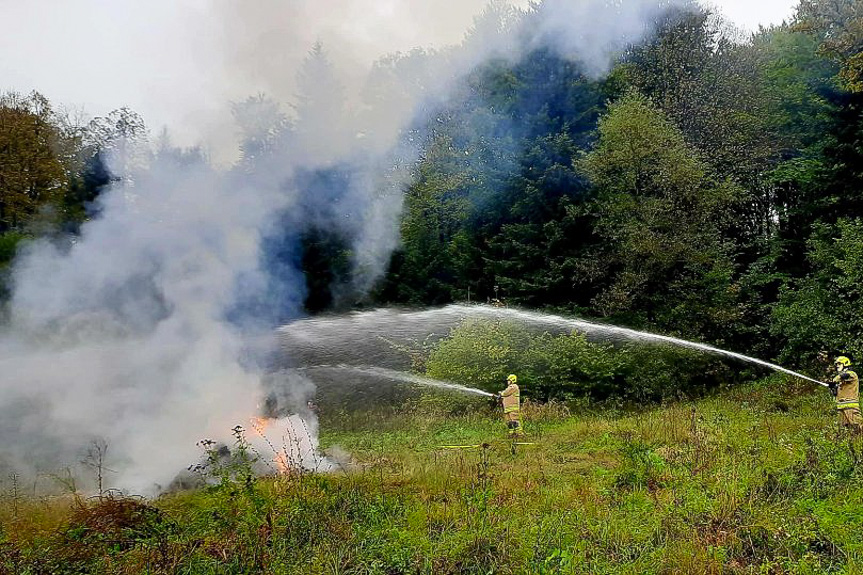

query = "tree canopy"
[2,0,862,373]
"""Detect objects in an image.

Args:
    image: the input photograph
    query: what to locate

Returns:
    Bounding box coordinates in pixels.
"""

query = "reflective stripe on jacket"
[833,370,859,411]
[500,383,520,413]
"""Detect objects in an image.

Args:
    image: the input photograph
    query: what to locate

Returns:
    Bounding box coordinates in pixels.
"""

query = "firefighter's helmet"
[835,356,852,368]
[507,374,517,384]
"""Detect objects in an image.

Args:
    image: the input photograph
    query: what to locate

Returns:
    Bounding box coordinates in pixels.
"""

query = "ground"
[2,374,863,574]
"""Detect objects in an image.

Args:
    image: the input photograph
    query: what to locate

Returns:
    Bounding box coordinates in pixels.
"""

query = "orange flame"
[250,416,291,475]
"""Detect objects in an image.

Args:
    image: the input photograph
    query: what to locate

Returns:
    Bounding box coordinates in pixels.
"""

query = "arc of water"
[280,304,829,389]
[296,364,495,397]
[460,305,829,388]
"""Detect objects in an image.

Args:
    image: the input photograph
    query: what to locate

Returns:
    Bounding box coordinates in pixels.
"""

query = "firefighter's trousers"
[504,410,523,437]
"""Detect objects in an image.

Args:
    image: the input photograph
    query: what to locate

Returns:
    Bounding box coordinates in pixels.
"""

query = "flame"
[248,413,333,474]
[273,452,290,474]
[250,416,271,432]
[249,416,291,475]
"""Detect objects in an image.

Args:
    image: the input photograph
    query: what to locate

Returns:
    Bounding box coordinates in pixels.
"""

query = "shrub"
[521,331,626,400]
[619,345,736,402]
[424,318,741,402]
[425,319,533,392]
[615,436,667,491]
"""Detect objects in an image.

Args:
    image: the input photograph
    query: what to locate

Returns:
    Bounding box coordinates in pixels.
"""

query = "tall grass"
[2,378,862,574]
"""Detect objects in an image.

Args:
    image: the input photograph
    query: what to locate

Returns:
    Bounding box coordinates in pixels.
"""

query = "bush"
[521,331,626,400]
[615,436,667,491]
[425,319,533,393]
[425,318,743,402]
[620,345,736,402]
[402,392,489,417]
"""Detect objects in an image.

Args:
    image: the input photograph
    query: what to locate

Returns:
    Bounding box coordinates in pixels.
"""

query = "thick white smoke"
[0,0,696,493]
[0,153,287,492]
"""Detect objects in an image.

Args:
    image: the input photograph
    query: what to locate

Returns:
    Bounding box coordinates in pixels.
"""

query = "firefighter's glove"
[828,382,838,397]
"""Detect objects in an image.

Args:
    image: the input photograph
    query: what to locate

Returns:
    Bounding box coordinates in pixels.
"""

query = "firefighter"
[828,356,862,431]
[496,374,523,438]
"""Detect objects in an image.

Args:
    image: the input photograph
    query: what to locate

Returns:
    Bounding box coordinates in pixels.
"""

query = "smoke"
[0,152,285,492]
[0,0,695,493]
[525,0,692,77]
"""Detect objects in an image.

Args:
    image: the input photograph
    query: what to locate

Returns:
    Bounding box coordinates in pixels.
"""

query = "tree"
[756,18,863,276]
[292,42,348,163]
[62,107,149,225]
[772,218,863,366]
[231,94,291,169]
[433,49,604,307]
[383,133,476,304]
[623,9,778,184]
[797,0,863,92]
[578,90,741,340]
[300,228,353,313]
[83,107,148,179]
[0,92,68,231]
[484,131,593,309]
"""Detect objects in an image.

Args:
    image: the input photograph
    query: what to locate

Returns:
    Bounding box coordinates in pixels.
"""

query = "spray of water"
[280,304,827,387]
[298,364,495,397]
[463,306,828,387]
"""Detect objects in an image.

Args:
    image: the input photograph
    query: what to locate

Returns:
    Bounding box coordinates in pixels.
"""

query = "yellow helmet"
[507,374,518,384]
[835,356,851,367]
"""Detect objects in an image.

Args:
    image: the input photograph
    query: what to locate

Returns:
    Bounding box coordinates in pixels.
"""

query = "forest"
[3,1,861,377]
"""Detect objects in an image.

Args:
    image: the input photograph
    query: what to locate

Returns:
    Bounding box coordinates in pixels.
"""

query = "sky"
[0,0,800,156]
[704,0,799,32]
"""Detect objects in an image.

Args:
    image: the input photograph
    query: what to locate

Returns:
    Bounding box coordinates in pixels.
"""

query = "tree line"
[1,0,861,372]
[375,0,863,371]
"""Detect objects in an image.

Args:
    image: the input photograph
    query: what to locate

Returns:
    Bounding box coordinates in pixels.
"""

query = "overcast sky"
[0,0,799,155]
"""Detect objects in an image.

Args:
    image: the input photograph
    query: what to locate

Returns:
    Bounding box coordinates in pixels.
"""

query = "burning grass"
[2,376,863,574]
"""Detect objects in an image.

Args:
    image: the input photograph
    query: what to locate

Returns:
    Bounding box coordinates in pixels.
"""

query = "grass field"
[2,375,863,574]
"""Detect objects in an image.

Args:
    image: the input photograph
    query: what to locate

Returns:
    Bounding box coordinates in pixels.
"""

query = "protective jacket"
[833,370,860,411]
[500,383,520,413]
